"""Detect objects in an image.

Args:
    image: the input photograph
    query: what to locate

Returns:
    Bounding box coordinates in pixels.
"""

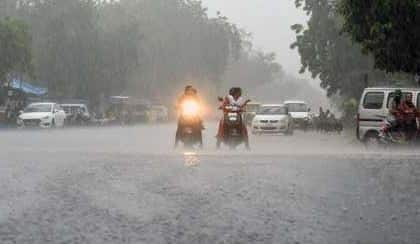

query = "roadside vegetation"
[0,0,294,108]
[292,0,418,122]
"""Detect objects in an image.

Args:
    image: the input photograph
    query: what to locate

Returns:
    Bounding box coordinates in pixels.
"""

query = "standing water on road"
[1,0,420,243]
[0,124,419,244]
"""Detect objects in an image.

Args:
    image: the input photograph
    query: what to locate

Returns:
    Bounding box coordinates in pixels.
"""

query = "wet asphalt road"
[0,124,419,244]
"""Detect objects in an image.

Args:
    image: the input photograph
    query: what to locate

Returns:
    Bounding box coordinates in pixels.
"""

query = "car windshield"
[287,103,307,112]
[258,106,288,115]
[62,105,86,113]
[24,104,52,113]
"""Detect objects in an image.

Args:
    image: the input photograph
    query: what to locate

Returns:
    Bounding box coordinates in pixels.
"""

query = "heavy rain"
[0,0,420,243]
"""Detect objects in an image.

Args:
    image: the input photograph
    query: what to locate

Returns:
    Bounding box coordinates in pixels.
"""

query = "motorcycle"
[176,99,203,148]
[217,104,248,149]
[379,116,418,146]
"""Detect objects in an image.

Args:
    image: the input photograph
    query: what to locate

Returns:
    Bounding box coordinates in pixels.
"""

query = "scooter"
[217,104,248,150]
[176,100,203,148]
[379,118,418,146]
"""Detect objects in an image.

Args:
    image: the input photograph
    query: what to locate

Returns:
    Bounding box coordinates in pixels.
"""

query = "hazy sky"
[202,0,308,78]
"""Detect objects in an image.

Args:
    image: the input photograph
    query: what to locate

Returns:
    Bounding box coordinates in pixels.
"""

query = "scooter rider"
[216,87,251,149]
[175,85,203,147]
[383,89,404,135]
[400,93,418,140]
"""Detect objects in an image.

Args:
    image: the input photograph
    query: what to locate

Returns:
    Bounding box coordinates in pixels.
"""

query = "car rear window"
[363,92,384,109]
[386,92,413,108]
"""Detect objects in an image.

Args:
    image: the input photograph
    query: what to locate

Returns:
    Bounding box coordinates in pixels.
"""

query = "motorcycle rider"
[400,93,418,140]
[383,89,405,137]
[216,87,251,149]
[175,85,203,148]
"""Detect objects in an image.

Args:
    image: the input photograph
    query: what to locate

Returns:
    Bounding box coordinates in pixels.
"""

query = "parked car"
[357,87,420,144]
[150,105,169,122]
[252,104,293,135]
[107,96,151,124]
[61,104,91,125]
[17,102,66,128]
[284,100,311,130]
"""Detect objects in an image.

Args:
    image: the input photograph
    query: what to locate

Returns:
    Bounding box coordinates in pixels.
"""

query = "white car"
[17,103,66,128]
[284,100,310,129]
[252,104,293,135]
[150,105,169,122]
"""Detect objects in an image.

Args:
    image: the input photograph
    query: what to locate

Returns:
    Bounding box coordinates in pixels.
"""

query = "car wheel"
[364,132,380,148]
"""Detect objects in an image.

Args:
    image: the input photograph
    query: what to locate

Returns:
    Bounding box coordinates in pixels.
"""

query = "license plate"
[261,127,276,130]
[25,121,38,126]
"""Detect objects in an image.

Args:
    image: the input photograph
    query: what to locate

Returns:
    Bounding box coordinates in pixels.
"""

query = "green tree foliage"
[291,0,388,99]
[0,17,32,83]
[340,0,420,74]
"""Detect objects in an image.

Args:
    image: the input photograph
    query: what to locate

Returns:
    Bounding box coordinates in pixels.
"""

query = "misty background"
[0,0,329,115]
[203,0,328,107]
[204,0,306,78]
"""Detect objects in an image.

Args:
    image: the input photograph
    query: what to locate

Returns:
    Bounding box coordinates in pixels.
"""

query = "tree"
[0,17,32,83]
[340,0,420,75]
[291,0,388,99]
[4,0,243,104]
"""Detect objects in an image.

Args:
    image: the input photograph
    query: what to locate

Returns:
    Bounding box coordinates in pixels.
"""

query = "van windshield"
[286,103,307,112]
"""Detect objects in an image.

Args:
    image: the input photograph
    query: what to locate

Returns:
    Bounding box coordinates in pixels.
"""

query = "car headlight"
[17,117,23,123]
[42,116,50,120]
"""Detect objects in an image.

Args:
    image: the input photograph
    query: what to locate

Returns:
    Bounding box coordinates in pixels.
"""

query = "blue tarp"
[10,79,48,96]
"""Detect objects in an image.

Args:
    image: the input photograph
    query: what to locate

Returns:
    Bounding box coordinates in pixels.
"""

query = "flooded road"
[0,124,419,243]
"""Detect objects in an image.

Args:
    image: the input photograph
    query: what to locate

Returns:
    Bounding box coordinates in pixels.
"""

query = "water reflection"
[183,152,200,167]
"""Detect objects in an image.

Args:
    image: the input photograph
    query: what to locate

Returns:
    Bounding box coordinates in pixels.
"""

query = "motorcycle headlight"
[182,100,200,117]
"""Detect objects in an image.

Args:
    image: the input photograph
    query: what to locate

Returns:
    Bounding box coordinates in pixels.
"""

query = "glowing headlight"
[182,100,199,117]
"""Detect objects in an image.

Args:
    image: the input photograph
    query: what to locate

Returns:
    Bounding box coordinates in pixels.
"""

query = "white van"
[284,100,310,129]
[357,87,420,143]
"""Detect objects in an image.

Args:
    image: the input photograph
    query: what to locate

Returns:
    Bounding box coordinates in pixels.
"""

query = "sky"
[202,0,308,79]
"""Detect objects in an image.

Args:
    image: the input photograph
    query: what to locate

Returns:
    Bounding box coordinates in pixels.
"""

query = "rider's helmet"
[185,85,193,93]
[231,87,242,98]
[229,87,235,96]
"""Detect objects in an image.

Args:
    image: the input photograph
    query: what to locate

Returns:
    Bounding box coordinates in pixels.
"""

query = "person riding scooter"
[400,93,419,140]
[175,85,204,148]
[382,89,418,141]
[216,87,251,149]
[383,89,404,135]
